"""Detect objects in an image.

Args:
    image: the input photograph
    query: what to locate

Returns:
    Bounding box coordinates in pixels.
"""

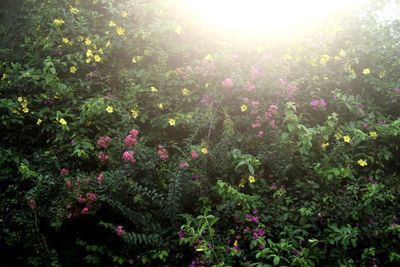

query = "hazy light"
[184,0,366,39]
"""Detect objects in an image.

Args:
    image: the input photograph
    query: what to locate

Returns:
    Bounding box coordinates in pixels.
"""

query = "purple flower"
[310,98,327,110]
[177,230,185,240]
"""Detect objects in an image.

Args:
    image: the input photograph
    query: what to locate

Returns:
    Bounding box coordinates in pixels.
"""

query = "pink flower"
[251,117,261,129]
[129,129,139,137]
[257,131,264,138]
[244,81,256,92]
[116,226,125,236]
[310,99,327,110]
[222,78,234,89]
[28,199,36,210]
[66,180,73,189]
[81,207,90,214]
[60,168,69,176]
[179,161,189,169]
[98,151,109,162]
[86,192,97,202]
[191,150,199,159]
[124,134,137,147]
[157,145,168,161]
[77,195,86,203]
[96,136,111,149]
[270,119,276,129]
[394,87,400,93]
[122,151,136,164]
[97,172,104,184]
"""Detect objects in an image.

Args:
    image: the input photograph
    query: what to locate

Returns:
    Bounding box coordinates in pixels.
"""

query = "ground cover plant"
[0,0,400,266]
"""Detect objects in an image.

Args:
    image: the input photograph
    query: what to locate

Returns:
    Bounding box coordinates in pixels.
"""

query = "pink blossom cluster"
[60,168,70,176]
[310,98,327,110]
[98,151,109,162]
[97,172,104,184]
[179,161,189,169]
[157,145,168,161]
[222,78,234,89]
[191,150,199,159]
[116,225,125,236]
[243,81,256,92]
[122,151,136,164]
[124,129,139,148]
[278,79,298,97]
[96,135,111,149]
[77,192,97,215]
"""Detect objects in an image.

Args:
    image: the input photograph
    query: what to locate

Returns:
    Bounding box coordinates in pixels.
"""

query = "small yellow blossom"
[238,180,246,188]
[116,26,125,36]
[175,25,182,34]
[106,106,113,113]
[158,103,164,109]
[22,107,29,113]
[378,70,385,78]
[62,37,71,44]
[17,97,23,102]
[121,10,128,17]
[70,7,79,14]
[1,73,7,80]
[201,147,208,154]
[357,159,368,167]
[343,135,351,143]
[93,54,102,62]
[36,118,42,125]
[58,118,67,125]
[53,18,65,26]
[339,49,346,57]
[130,109,139,119]
[168,118,176,126]
[78,36,84,42]
[84,37,92,46]
[241,104,248,112]
[204,54,213,61]
[105,40,111,48]
[248,175,256,184]
[150,86,158,92]
[320,54,330,65]
[362,68,371,75]
[70,66,78,74]
[86,58,92,64]
[109,20,116,27]
[86,49,93,57]
[233,240,238,247]
[182,88,189,96]
[321,142,329,150]
[335,132,343,140]
[369,131,378,139]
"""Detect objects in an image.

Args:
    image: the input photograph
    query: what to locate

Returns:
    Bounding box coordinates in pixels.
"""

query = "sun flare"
[184,0,366,38]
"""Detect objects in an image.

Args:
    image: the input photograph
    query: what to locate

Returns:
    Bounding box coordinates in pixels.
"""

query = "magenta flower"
[122,151,136,164]
[222,78,234,89]
[124,134,137,147]
[98,151,109,162]
[179,161,189,169]
[116,226,125,236]
[257,131,264,138]
[129,128,139,137]
[191,150,199,159]
[28,199,36,210]
[66,180,73,189]
[97,172,104,184]
[60,168,69,176]
[310,99,327,110]
[81,207,90,214]
[86,192,97,202]
[77,195,86,204]
[157,145,168,161]
[96,135,111,149]
[177,230,185,240]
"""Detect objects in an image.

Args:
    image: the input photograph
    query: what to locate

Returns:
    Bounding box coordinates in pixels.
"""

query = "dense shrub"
[1,0,399,266]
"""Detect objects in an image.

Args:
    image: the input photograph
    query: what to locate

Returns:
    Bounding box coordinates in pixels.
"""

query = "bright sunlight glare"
[184,0,367,39]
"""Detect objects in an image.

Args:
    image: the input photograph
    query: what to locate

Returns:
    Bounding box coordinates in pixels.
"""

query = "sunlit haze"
[183,0,367,39]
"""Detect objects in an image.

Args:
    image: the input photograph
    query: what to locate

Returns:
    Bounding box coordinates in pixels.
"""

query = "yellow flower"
[58,118,67,125]
[69,66,78,74]
[343,135,351,143]
[22,107,29,113]
[86,49,93,57]
[84,37,92,46]
[105,40,111,48]
[321,142,329,150]
[1,73,7,80]
[121,10,128,17]
[204,54,213,61]
[201,147,208,154]
[17,96,23,102]
[168,118,176,126]
[116,26,125,36]
[36,118,42,125]
[238,180,246,188]
[248,175,256,184]
[339,49,346,57]
[53,18,65,26]
[130,109,139,119]
[78,36,84,42]
[150,86,158,92]
[70,7,79,14]
[175,25,182,34]
[106,106,113,113]
[241,104,248,112]
[182,88,189,96]
[233,240,238,247]
[320,54,330,65]
[335,132,343,140]
[362,68,371,75]
[62,37,71,44]
[357,159,368,167]
[158,103,164,109]
[86,58,92,64]
[369,131,378,139]
[109,20,116,27]
[378,70,385,78]
[93,54,102,62]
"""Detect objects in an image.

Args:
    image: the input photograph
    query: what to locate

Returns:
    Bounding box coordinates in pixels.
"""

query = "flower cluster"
[310,98,327,110]
[124,128,139,148]
[157,145,169,161]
